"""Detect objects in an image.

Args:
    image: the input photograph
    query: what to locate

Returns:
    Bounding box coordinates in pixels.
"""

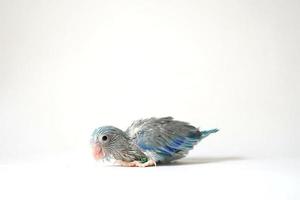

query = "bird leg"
[140,159,156,167]
[117,160,156,167]
[116,160,140,167]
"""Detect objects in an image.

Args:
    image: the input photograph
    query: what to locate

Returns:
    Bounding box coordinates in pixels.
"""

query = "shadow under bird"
[90,117,219,167]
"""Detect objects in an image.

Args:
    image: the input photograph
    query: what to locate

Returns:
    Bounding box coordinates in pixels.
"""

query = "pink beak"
[92,144,104,160]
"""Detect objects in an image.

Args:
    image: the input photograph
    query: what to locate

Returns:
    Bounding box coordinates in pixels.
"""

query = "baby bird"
[90,117,219,167]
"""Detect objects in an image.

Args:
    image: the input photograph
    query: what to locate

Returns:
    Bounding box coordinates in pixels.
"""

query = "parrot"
[90,117,219,167]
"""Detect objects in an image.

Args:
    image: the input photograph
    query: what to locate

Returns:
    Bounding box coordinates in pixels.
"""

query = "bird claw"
[117,160,156,167]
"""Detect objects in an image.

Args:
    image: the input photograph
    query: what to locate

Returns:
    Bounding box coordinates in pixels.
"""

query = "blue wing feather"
[127,117,218,162]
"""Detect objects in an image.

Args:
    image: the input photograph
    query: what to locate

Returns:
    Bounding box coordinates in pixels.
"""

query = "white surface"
[0,0,299,199]
[0,151,299,200]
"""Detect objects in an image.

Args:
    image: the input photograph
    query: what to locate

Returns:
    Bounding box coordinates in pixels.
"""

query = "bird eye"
[102,135,108,141]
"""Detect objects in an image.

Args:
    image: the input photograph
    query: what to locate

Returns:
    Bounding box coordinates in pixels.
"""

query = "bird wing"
[125,117,202,162]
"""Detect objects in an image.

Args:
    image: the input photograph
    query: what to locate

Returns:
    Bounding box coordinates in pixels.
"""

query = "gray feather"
[126,117,202,162]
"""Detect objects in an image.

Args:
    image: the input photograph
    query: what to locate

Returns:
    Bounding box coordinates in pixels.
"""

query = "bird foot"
[117,160,156,167]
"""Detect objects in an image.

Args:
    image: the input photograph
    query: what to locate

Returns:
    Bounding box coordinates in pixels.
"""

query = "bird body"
[90,117,219,167]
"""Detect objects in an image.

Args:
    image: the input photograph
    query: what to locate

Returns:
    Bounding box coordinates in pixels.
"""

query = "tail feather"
[200,128,219,139]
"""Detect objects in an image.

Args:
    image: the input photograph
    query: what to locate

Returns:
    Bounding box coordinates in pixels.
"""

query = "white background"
[0,0,299,199]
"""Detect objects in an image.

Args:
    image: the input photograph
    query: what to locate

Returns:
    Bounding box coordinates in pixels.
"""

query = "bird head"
[90,126,128,160]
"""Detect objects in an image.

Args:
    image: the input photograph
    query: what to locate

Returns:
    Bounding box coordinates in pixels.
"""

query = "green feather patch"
[140,157,148,163]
